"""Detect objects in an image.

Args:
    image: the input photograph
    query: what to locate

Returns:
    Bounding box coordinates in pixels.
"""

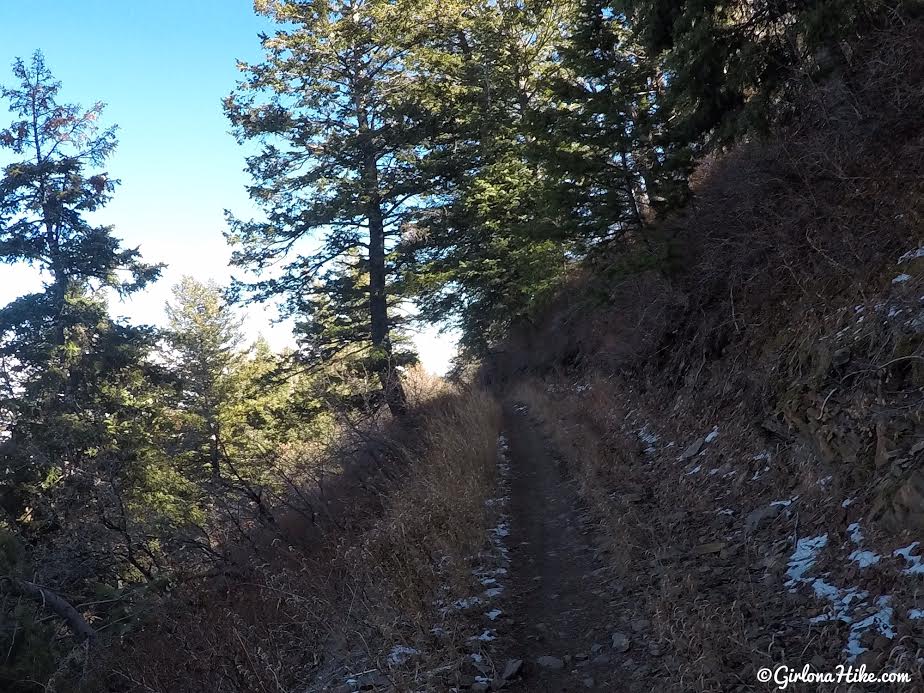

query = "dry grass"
[344,387,501,635]
[510,377,650,579]
[79,383,502,693]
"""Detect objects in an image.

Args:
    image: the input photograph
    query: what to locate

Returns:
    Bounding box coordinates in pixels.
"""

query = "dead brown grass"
[487,20,924,692]
[80,384,502,693]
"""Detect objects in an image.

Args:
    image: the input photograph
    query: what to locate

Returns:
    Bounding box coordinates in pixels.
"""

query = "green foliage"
[224,0,452,414]
[164,276,244,477]
[620,0,882,149]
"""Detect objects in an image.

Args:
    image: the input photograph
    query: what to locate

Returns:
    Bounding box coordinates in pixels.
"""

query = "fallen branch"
[0,576,96,642]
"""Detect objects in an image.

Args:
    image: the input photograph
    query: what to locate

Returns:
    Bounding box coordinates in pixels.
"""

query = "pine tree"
[619,0,878,149]
[0,54,167,664]
[0,52,162,522]
[225,0,446,417]
[165,277,244,478]
[400,1,578,358]
[536,0,668,235]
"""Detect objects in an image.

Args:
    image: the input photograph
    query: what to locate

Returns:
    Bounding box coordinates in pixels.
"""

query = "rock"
[610,632,631,653]
[648,644,662,656]
[591,655,611,666]
[536,656,564,670]
[575,652,589,661]
[471,683,490,693]
[746,504,783,532]
[583,677,596,688]
[630,619,650,633]
[832,347,851,367]
[501,659,523,680]
[693,541,727,555]
[591,643,603,654]
[681,438,705,460]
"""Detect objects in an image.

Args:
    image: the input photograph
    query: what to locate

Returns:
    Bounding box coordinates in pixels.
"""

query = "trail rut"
[491,403,648,692]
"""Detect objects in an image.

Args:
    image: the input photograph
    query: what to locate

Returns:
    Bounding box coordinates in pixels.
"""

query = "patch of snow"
[469,630,496,642]
[898,247,924,264]
[388,645,420,666]
[638,425,659,454]
[816,475,833,487]
[846,596,894,661]
[686,465,702,475]
[849,550,881,569]
[908,609,924,620]
[894,542,924,574]
[782,526,895,660]
[716,508,734,516]
[893,273,913,284]
[810,579,841,601]
[451,596,482,611]
[705,427,720,444]
[842,497,855,508]
[785,534,829,587]
[485,609,502,621]
[491,522,510,539]
[771,498,797,508]
[751,465,769,480]
[752,450,771,462]
[847,522,863,544]
[809,583,868,624]
[483,587,504,598]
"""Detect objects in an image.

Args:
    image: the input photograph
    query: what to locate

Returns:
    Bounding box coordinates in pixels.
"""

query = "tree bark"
[355,80,408,418]
[365,169,408,418]
[1,577,96,642]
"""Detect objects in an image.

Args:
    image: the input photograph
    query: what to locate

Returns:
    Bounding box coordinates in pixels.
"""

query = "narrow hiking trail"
[491,403,658,692]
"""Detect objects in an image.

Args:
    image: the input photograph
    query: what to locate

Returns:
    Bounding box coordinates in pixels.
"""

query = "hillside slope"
[479,18,924,691]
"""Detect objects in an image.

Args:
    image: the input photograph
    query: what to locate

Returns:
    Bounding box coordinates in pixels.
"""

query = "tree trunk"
[366,178,408,418]
[1,577,96,642]
[355,85,408,418]
[210,420,221,477]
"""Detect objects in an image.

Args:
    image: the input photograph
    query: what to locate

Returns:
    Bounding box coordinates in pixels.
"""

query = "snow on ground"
[456,432,514,653]
[786,534,829,586]
[783,524,900,660]
[894,542,924,575]
[638,425,659,455]
[387,645,420,666]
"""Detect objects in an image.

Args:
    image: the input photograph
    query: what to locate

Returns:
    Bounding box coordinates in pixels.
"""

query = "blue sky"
[0,1,456,374]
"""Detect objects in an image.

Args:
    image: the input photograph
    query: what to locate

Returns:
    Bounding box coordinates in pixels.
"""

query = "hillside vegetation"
[0,0,921,691]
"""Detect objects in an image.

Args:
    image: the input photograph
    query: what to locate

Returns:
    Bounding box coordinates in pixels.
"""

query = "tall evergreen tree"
[537,0,668,235]
[0,53,167,667]
[0,52,162,522]
[400,0,578,358]
[225,0,447,417]
[619,0,878,149]
[165,277,244,477]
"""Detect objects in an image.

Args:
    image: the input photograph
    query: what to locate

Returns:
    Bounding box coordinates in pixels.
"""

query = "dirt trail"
[495,403,640,692]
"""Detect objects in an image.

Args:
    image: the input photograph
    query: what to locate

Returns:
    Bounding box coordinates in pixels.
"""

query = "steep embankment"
[483,19,924,692]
